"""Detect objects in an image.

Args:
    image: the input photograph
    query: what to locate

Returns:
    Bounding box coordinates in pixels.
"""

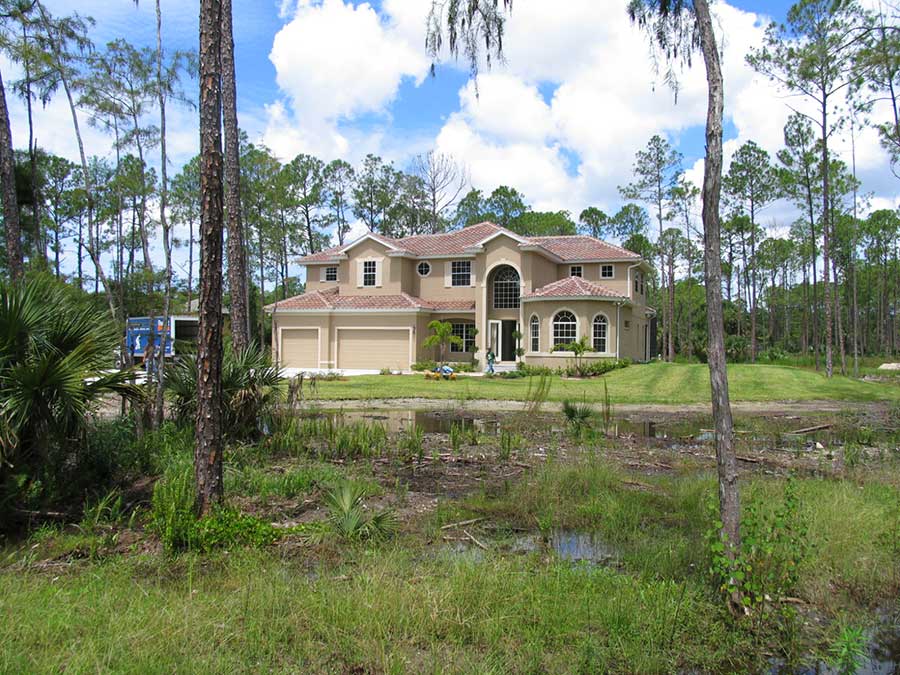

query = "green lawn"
[312,362,900,405]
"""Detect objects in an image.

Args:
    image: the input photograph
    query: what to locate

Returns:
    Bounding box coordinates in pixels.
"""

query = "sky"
[5,0,900,283]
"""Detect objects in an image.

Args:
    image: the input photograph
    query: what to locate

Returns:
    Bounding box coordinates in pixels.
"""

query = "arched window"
[553,310,577,347]
[593,314,608,353]
[493,266,520,309]
[530,315,540,352]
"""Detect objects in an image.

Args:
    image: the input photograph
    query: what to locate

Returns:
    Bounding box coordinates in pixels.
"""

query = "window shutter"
[444,262,451,288]
[469,263,476,288]
[319,267,326,282]
[374,260,383,287]
[356,260,363,288]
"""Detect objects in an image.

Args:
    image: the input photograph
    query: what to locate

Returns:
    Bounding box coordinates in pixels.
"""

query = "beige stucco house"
[265,222,655,372]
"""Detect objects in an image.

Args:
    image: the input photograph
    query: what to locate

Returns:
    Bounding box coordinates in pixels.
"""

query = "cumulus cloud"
[263,0,430,159]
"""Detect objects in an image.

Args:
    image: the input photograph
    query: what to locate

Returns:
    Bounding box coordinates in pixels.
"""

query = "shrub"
[190,507,280,552]
[150,462,196,553]
[324,480,397,540]
[0,277,140,525]
[399,423,425,462]
[562,399,594,431]
[166,343,284,440]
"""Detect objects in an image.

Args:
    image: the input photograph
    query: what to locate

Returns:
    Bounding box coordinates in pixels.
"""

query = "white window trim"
[357,257,383,288]
[449,321,476,353]
[448,259,473,288]
[417,261,432,278]
[592,312,610,354]
[529,313,540,353]
[600,264,615,279]
[551,308,579,349]
[321,266,339,283]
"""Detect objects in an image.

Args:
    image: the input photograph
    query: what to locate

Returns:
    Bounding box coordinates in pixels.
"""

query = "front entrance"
[488,319,519,362]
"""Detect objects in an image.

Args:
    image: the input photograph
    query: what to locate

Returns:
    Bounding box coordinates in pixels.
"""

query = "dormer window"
[325,266,338,282]
[570,265,583,278]
[601,264,614,279]
[363,260,377,287]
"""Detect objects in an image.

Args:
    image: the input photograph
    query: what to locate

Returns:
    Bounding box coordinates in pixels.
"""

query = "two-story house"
[265,221,655,371]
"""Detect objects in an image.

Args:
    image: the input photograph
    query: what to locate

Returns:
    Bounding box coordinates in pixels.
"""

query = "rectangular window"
[634,273,639,293]
[570,265,583,278]
[325,266,338,282]
[362,260,376,287]
[601,264,614,279]
[624,320,631,330]
[450,323,476,353]
[530,317,539,352]
[451,260,471,287]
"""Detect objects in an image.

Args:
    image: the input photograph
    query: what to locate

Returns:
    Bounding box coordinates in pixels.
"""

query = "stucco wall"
[523,299,620,358]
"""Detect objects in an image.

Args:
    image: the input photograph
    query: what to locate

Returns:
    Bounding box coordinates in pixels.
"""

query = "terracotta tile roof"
[265,289,475,312]
[525,276,625,300]
[526,235,640,261]
[297,222,640,265]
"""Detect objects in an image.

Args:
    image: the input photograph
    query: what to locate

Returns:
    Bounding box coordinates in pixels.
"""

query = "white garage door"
[338,329,410,370]
[280,328,318,368]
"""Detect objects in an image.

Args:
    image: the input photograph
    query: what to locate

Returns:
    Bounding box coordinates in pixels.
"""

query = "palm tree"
[427,0,741,612]
[195,0,226,515]
[422,320,463,367]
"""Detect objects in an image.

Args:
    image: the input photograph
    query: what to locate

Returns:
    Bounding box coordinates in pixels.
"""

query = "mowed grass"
[313,362,900,404]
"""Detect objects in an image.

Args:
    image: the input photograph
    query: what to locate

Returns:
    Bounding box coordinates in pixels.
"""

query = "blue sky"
[8,0,898,279]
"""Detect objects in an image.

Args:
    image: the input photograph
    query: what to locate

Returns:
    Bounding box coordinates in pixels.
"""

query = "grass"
[3,457,897,672]
[310,362,900,404]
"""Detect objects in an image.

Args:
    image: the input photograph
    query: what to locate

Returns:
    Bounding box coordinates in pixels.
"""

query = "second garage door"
[280,328,318,368]
[337,328,410,370]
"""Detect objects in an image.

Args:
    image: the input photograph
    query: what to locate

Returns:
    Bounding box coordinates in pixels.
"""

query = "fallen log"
[785,423,832,435]
[440,517,485,530]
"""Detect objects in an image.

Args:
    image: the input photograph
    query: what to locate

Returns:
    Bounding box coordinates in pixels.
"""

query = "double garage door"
[280,327,410,371]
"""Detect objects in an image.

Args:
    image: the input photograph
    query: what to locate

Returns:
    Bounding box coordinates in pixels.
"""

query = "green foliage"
[562,398,594,431]
[166,343,284,440]
[449,422,464,455]
[190,508,280,553]
[421,321,463,366]
[707,478,809,612]
[399,423,425,462]
[499,428,522,460]
[829,624,867,675]
[412,359,476,372]
[323,480,397,541]
[150,462,196,554]
[0,277,139,523]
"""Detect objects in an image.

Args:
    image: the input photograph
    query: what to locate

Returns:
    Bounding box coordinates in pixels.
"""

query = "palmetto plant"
[0,278,138,512]
[324,480,397,541]
[166,343,284,439]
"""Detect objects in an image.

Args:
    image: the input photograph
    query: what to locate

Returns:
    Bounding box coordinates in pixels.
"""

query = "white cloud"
[263,0,432,161]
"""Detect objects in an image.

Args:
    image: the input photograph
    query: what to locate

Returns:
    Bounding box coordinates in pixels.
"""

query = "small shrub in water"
[562,398,594,431]
[449,422,464,455]
[829,624,867,675]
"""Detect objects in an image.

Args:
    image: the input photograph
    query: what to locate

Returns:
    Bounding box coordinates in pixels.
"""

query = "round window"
[417,261,431,277]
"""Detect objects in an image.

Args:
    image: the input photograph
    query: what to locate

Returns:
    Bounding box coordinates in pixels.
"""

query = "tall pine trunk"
[821,100,833,377]
[195,0,226,515]
[0,66,23,280]
[154,0,173,430]
[695,0,741,614]
[221,0,250,353]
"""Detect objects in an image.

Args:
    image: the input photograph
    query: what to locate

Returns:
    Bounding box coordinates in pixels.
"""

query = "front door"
[501,320,517,361]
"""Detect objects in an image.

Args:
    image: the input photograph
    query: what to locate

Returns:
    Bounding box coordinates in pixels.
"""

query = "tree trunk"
[187,216,194,310]
[195,0,226,516]
[821,100,833,377]
[221,0,250,353]
[668,258,675,360]
[695,0,741,614]
[23,24,43,266]
[0,66,23,280]
[154,0,172,430]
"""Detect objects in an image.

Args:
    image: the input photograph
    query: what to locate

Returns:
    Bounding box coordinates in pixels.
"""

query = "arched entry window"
[530,315,540,352]
[492,266,520,308]
[593,314,608,353]
[553,311,577,347]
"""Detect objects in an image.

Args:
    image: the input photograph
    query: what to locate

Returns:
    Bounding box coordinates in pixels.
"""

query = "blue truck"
[125,315,200,362]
